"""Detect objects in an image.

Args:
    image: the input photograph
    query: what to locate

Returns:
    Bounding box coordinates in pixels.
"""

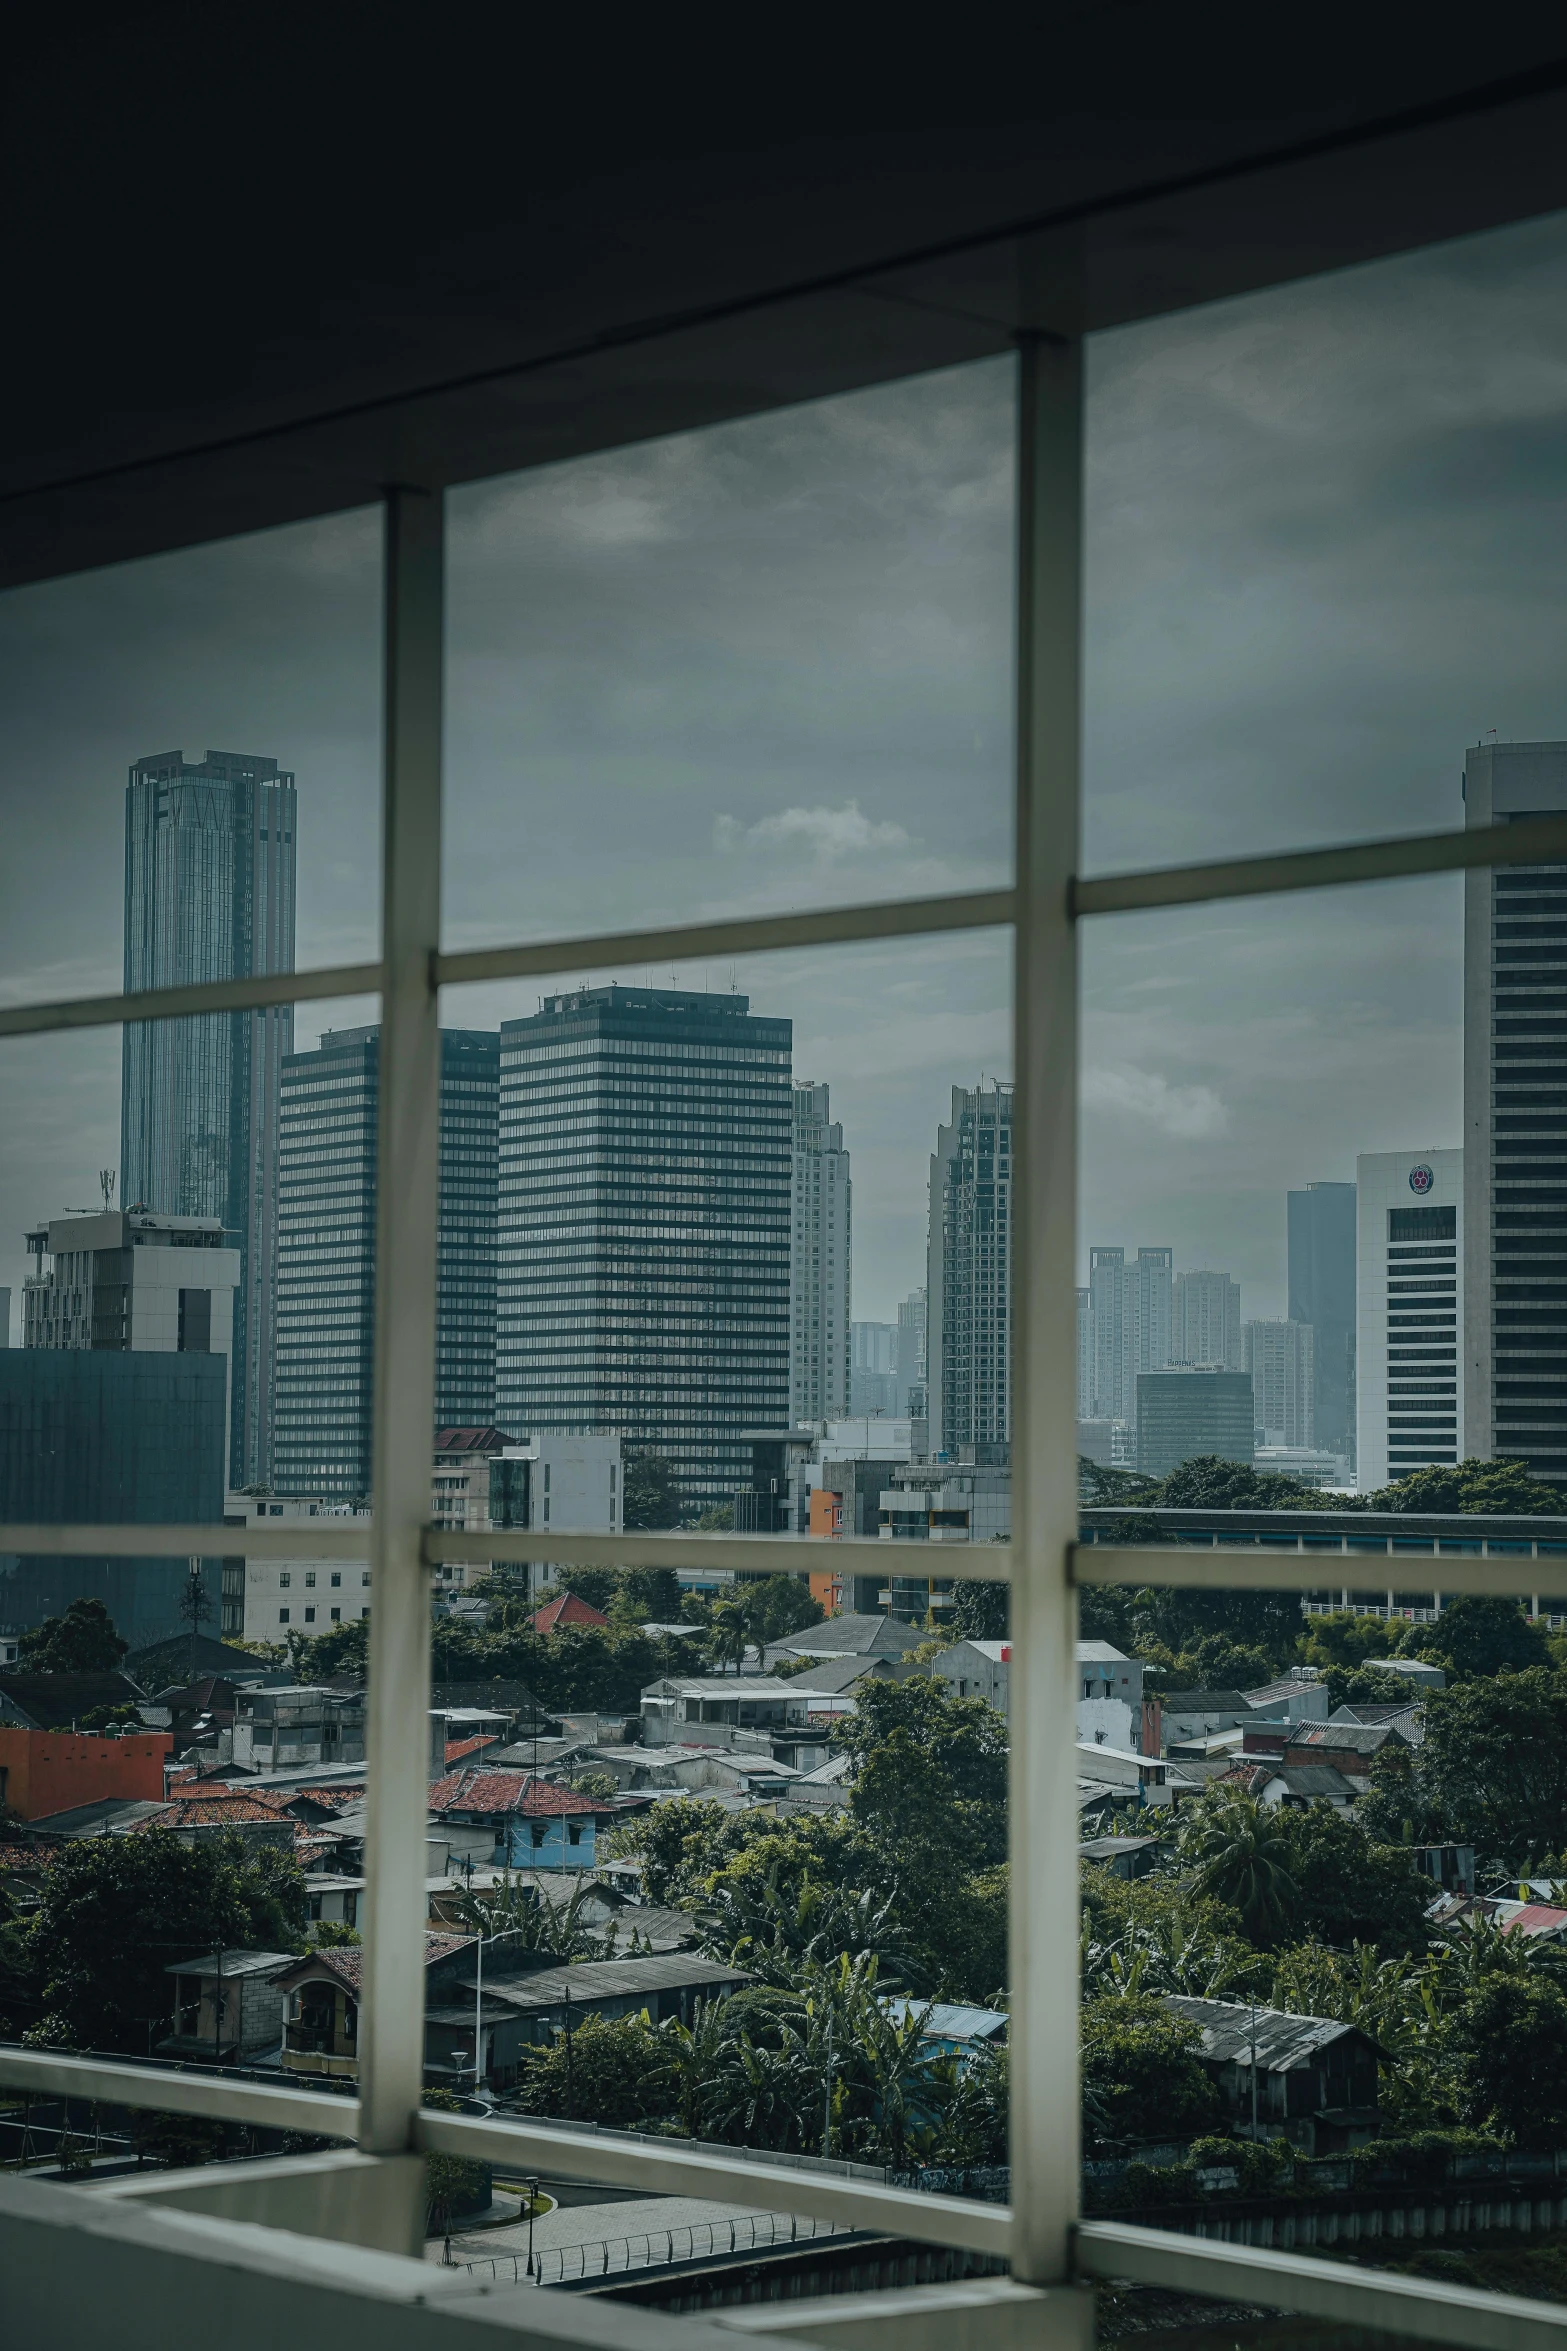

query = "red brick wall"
[0,1726,173,1820]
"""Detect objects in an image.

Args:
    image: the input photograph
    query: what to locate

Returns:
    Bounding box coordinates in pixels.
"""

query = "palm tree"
[1179,1794,1299,1942]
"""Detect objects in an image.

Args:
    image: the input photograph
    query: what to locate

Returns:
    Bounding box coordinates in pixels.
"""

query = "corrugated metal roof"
[1164,1995,1381,2067]
[481,1954,752,2007]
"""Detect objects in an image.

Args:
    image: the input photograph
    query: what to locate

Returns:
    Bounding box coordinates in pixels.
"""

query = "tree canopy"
[20,1831,307,2052]
[622,1455,682,1531]
[18,1597,128,1673]
[1359,1668,1567,1868]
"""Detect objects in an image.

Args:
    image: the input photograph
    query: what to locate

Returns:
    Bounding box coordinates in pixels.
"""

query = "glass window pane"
[422,932,1013,2193]
[0,508,382,1011]
[1085,210,1567,873]
[443,360,1015,953]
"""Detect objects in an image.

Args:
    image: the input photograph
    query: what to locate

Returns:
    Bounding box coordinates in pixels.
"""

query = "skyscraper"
[927,1081,1013,1455]
[897,1287,928,1420]
[1083,1244,1174,1423]
[789,1082,851,1423]
[1242,1318,1315,1447]
[1174,1268,1242,1370]
[121,750,296,1491]
[1463,741,1567,1484]
[496,985,791,1510]
[271,1026,500,1502]
[1357,1148,1464,1491]
[850,1323,898,1418]
[1135,1368,1255,1479]
[1287,1180,1357,1467]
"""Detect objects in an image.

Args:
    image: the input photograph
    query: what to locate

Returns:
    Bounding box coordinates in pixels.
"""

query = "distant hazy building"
[1243,1319,1315,1448]
[928,1082,1013,1455]
[1357,1147,1464,1492]
[850,1322,899,1418]
[1288,1181,1357,1468]
[1463,741,1567,1485]
[120,749,296,1491]
[497,985,791,1512]
[1135,1368,1254,1480]
[790,1083,851,1424]
[1175,1269,1242,1370]
[897,1288,928,1420]
[1084,1245,1174,1424]
[0,1289,9,1347]
[272,1026,501,1503]
[0,1348,227,1646]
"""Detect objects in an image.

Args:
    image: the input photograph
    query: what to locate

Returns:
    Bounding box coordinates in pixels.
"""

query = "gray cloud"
[4,209,1567,1337]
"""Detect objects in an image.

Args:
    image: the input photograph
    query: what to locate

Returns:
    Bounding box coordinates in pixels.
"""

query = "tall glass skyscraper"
[272,1025,499,1501]
[121,749,296,1490]
[496,985,792,1511]
[927,1081,1014,1455]
[1287,1179,1357,1466]
[1463,740,1567,1484]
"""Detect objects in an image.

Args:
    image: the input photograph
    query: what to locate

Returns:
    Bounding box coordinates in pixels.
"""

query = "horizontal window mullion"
[1073,1542,1567,1600]
[0,960,382,1041]
[414,2109,1010,2259]
[0,1520,370,1559]
[426,1524,1012,1581]
[1078,2217,1552,2351]
[0,2045,357,2138]
[1073,811,1567,918]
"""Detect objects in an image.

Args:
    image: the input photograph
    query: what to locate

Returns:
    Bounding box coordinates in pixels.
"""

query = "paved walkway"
[428,2193,844,2283]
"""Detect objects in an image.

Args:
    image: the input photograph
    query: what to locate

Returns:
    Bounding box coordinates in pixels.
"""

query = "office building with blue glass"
[272,1026,499,1502]
[120,749,296,1492]
[0,1349,227,1646]
[497,986,792,1512]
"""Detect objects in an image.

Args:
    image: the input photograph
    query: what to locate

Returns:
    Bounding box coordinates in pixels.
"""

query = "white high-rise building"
[1084,1245,1174,1424]
[790,1082,851,1424]
[1243,1318,1315,1446]
[1356,1148,1464,1492]
[896,1287,928,1419]
[1175,1269,1243,1370]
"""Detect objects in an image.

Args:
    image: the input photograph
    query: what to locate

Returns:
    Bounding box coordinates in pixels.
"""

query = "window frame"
[4,353,1567,2344]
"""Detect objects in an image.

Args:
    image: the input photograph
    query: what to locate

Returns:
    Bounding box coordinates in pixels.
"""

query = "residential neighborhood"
[9,1523,1567,2300]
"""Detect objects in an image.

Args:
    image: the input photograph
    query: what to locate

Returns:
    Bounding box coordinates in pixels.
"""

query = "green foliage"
[75,1703,143,1733]
[622,1455,682,1532]
[1081,1868,1263,2003]
[312,1920,362,1947]
[22,1830,308,2052]
[1177,1793,1300,1943]
[1274,1805,1433,1958]
[1081,1992,1222,2148]
[1358,1668,1567,1867]
[948,1580,1009,1642]
[515,2010,678,2125]
[695,1505,735,1532]
[447,1875,629,1964]
[571,1770,621,1801]
[18,1597,128,1673]
[613,1565,686,1623]
[1301,1612,1397,1674]
[1132,1586,1303,1681]
[1153,1456,1330,1513]
[1077,1585,1136,1652]
[1403,1594,1550,1681]
[427,1616,668,1713]
[130,2111,227,2168]
[1365,1458,1565,1515]
[289,1615,369,1680]
[743,1575,824,1645]
[1453,1973,1567,2147]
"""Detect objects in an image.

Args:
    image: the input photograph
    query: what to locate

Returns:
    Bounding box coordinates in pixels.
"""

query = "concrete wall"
[0,1725,171,1819]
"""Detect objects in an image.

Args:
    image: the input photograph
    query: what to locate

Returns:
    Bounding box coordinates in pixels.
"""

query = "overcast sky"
[4,207,1567,1336]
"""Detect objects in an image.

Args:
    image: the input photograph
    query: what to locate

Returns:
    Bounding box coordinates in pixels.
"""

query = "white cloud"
[714,799,913,862]
[1082,1064,1229,1140]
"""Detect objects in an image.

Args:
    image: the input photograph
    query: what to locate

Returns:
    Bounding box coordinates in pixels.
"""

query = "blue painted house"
[427,1765,616,1870]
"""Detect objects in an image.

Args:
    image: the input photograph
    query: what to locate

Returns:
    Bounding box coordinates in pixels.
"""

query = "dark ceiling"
[7,3,1567,585]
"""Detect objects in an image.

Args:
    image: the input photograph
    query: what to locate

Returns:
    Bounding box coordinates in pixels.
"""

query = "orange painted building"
[0,1726,172,1821]
[807,1488,844,1613]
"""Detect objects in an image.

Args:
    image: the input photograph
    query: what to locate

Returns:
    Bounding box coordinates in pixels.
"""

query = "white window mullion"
[1009,320,1086,2289]
[357,485,445,2157]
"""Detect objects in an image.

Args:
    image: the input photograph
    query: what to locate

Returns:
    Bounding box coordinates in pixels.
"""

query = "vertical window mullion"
[357,486,444,2158]
[1009,324,1086,2288]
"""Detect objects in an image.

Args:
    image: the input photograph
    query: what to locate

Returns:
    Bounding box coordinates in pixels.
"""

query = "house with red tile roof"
[426,1765,617,1869]
[530,1591,610,1634]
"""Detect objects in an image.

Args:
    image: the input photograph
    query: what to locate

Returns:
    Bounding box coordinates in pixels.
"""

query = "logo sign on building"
[1409,1164,1435,1195]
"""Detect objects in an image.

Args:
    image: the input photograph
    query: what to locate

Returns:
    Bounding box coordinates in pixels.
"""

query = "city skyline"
[16,209,1567,1337]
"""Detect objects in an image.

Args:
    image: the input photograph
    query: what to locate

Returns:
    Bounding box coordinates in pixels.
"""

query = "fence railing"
[455,2208,847,2286]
